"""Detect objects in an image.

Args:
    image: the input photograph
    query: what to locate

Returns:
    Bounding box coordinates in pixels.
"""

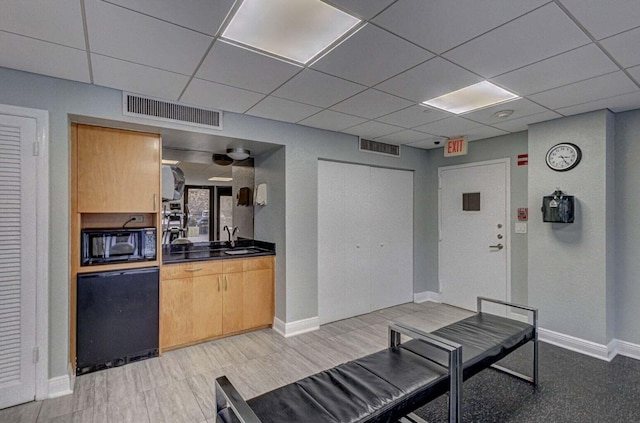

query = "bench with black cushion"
[215,297,538,423]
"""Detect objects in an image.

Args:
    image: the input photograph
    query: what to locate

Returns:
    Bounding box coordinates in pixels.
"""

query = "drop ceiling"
[2,0,640,149]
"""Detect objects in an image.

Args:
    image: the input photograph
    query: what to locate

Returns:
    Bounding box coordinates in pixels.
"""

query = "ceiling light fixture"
[221,0,361,64]
[422,81,520,115]
[494,109,515,119]
[208,177,233,182]
[226,147,251,161]
[161,159,180,165]
[212,154,233,166]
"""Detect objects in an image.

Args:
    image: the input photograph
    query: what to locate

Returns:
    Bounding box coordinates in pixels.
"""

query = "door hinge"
[33,141,40,156]
[32,346,39,364]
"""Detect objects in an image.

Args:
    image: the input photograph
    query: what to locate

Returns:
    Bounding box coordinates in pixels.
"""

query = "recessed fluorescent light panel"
[422,81,520,114]
[208,177,233,182]
[222,0,361,64]
[161,159,180,165]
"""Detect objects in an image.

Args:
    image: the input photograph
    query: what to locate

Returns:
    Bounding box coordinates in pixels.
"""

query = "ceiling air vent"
[123,93,222,130]
[359,138,400,157]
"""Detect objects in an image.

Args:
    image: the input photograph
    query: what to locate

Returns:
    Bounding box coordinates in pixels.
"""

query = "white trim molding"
[612,339,640,361]
[273,316,320,338]
[48,365,74,399]
[414,291,441,303]
[538,328,615,361]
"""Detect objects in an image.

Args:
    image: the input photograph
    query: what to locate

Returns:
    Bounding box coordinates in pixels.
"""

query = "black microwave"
[81,228,157,266]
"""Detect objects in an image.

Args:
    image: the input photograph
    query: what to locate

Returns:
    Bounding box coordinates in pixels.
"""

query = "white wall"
[528,110,615,345]
[615,109,640,345]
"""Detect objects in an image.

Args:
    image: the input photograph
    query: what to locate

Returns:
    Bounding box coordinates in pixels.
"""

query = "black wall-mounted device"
[542,190,575,223]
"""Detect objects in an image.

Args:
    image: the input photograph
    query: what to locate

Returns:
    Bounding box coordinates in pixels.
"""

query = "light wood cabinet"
[160,257,274,350]
[76,124,160,213]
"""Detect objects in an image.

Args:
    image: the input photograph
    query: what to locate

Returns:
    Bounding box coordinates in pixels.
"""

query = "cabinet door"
[243,269,274,329]
[160,277,192,349]
[77,125,160,212]
[192,274,223,341]
[222,272,244,334]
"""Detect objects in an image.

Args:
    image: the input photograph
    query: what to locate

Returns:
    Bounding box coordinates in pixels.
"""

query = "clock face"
[545,143,582,172]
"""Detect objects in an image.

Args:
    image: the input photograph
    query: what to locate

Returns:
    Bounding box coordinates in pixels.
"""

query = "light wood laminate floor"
[0,302,472,423]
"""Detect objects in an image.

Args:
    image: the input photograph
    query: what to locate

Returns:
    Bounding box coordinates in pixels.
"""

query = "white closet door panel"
[0,115,37,409]
[370,167,414,310]
[318,160,347,324]
[343,163,372,318]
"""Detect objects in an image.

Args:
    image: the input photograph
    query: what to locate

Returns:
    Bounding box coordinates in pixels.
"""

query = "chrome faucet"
[223,225,239,248]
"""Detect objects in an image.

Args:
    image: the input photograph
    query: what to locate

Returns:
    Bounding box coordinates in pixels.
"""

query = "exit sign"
[444,136,467,157]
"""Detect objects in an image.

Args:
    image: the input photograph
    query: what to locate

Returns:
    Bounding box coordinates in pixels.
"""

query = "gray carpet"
[414,342,640,422]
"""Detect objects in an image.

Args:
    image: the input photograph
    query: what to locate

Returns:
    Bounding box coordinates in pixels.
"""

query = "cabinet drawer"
[243,256,274,271]
[162,261,223,280]
[222,259,244,274]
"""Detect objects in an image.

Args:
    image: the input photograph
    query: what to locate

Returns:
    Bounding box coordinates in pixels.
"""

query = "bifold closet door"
[370,167,414,310]
[318,161,371,324]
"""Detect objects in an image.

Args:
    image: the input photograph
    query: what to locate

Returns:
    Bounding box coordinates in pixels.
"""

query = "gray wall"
[0,67,430,377]
[423,132,529,304]
[615,109,640,345]
[528,110,615,345]
[232,164,255,239]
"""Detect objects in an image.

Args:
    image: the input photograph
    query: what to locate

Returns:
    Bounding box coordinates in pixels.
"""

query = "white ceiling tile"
[91,54,189,101]
[375,130,433,144]
[181,78,265,113]
[197,41,301,94]
[600,27,640,69]
[0,32,90,83]
[311,24,432,86]
[245,96,322,123]
[628,65,640,83]
[271,69,366,108]
[560,0,640,40]
[555,91,640,116]
[461,98,551,125]
[376,57,482,103]
[326,0,395,20]
[413,116,484,137]
[492,111,562,132]
[330,89,414,119]
[85,0,213,75]
[492,44,619,96]
[373,0,547,54]
[465,126,509,141]
[298,110,367,132]
[342,121,403,139]
[443,3,591,78]
[529,71,639,110]
[376,105,453,128]
[0,0,85,49]
[105,0,235,36]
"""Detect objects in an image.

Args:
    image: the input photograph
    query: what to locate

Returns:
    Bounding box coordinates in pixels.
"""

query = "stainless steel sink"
[224,249,255,255]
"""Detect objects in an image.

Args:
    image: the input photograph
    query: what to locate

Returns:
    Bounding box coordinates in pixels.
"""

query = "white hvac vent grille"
[359,138,400,157]
[123,93,222,130]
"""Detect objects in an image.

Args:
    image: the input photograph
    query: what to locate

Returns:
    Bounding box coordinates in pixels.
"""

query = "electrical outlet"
[130,215,144,223]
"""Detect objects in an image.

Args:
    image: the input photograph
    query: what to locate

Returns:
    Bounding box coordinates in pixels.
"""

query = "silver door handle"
[489,244,503,250]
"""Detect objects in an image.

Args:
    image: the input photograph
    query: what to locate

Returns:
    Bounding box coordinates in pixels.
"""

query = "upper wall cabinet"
[76,124,160,213]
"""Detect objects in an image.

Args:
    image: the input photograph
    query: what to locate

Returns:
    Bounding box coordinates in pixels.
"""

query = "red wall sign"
[517,154,528,166]
[444,136,467,157]
[517,207,528,221]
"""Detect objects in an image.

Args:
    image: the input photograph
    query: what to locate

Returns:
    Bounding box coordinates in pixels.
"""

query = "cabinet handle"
[153,194,157,211]
[217,276,221,291]
[185,267,202,272]
[225,275,229,290]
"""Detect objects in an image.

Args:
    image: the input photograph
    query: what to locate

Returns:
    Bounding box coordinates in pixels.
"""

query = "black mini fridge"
[76,267,159,375]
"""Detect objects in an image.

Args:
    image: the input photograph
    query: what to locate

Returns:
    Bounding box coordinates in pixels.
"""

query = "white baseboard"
[414,291,441,303]
[538,328,615,361]
[507,310,530,323]
[48,364,74,399]
[273,316,320,338]
[613,339,640,360]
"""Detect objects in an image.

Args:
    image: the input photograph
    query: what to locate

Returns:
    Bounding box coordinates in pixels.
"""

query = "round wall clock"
[545,143,582,172]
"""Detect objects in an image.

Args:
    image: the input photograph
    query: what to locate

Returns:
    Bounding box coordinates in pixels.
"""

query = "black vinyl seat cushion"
[402,313,534,380]
[244,346,449,423]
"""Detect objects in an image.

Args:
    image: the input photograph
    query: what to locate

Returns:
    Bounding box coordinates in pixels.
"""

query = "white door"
[0,114,38,408]
[370,167,413,310]
[318,161,371,323]
[438,160,510,313]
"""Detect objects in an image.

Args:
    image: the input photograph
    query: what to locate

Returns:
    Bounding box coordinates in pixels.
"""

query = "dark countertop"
[162,239,275,264]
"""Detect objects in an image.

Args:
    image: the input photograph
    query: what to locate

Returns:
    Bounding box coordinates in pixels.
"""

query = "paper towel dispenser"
[541,189,574,223]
